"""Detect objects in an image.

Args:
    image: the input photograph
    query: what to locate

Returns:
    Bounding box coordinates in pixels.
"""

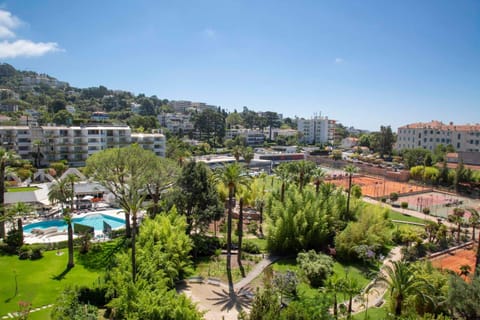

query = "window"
[457,142,461,149]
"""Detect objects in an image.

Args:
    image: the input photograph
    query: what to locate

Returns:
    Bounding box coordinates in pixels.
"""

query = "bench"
[187,276,204,284]
[207,277,221,286]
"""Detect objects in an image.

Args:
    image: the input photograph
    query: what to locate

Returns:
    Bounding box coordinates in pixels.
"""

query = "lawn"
[387,210,425,224]
[192,254,262,283]
[6,186,39,192]
[0,250,101,317]
[271,258,373,300]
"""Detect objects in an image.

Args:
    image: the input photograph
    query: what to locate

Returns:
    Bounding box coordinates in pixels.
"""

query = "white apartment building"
[225,128,265,146]
[158,113,194,134]
[296,116,335,145]
[0,125,165,167]
[131,130,165,157]
[396,121,480,152]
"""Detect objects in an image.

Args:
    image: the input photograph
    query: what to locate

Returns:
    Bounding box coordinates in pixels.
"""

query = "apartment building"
[225,128,265,146]
[158,113,194,134]
[131,130,166,157]
[395,121,480,152]
[296,115,335,145]
[0,125,165,167]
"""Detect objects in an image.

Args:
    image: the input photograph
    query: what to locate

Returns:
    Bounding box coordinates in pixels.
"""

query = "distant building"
[445,152,480,170]
[131,130,166,157]
[158,113,194,134]
[396,121,480,152]
[0,104,19,112]
[91,111,109,122]
[66,105,76,114]
[340,137,359,149]
[225,128,265,146]
[296,115,335,145]
[21,75,68,89]
[0,125,165,167]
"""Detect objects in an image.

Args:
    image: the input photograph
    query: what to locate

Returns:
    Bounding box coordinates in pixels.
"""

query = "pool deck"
[23,208,126,244]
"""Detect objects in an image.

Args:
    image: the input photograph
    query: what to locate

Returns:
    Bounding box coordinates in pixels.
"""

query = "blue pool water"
[24,213,125,233]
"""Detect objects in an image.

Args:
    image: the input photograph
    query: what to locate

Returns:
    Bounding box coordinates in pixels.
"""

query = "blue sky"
[0,0,479,131]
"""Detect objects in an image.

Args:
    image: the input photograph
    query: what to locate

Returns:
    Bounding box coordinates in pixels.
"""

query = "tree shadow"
[52,265,73,280]
[207,285,253,313]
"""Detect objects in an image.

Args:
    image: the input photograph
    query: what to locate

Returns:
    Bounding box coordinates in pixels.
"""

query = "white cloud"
[334,57,344,64]
[0,9,62,58]
[0,40,61,58]
[0,9,21,38]
[203,28,216,39]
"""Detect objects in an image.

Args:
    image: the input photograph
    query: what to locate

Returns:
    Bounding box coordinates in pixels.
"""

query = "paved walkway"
[345,246,403,314]
[235,255,279,289]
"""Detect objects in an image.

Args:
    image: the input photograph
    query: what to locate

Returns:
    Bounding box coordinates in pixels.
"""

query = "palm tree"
[452,208,465,242]
[274,163,291,203]
[459,264,472,279]
[360,283,378,320]
[214,162,250,292]
[379,260,431,317]
[312,167,326,194]
[342,273,362,317]
[231,145,242,162]
[468,208,480,242]
[344,165,358,220]
[241,147,254,166]
[6,202,33,245]
[237,197,245,277]
[0,148,17,239]
[48,178,75,268]
[324,274,344,319]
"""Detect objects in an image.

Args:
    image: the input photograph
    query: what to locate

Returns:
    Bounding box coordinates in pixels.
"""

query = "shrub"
[190,234,221,257]
[30,248,43,260]
[5,228,23,249]
[380,197,387,203]
[423,207,431,215]
[296,250,333,288]
[401,202,408,209]
[242,241,260,254]
[389,192,399,202]
[247,222,258,235]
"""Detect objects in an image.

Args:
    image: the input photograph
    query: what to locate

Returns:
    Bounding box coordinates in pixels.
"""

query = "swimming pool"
[23,213,125,233]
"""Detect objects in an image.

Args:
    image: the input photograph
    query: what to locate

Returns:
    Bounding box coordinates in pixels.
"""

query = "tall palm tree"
[241,146,254,166]
[342,273,362,317]
[379,260,432,317]
[214,162,250,293]
[48,178,75,268]
[312,167,326,194]
[274,163,291,203]
[237,197,245,277]
[468,208,479,242]
[344,165,358,220]
[324,274,344,319]
[452,208,465,242]
[0,148,17,239]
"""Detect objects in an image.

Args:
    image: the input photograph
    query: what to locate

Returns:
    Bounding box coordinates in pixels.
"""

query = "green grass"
[270,258,375,305]
[192,254,260,283]
[273,258,372,287]
[387,210,425,224]
[244,237,268,252]
[6,186,39,192]
[0,250,101,317]
[352,305,388,320]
